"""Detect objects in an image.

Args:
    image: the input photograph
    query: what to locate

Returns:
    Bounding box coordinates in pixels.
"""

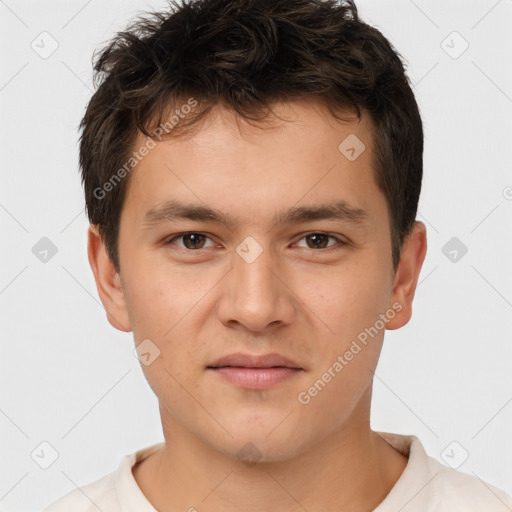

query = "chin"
[210,426,308,466]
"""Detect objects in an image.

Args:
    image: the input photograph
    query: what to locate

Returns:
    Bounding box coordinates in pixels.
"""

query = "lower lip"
[208,366,302,389]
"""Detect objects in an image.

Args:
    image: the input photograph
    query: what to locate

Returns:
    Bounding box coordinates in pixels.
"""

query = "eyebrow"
[142,199,369,230]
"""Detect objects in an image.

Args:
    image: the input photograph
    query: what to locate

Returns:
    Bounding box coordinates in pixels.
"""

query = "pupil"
[309,234,327,249]
[186,234,203,248]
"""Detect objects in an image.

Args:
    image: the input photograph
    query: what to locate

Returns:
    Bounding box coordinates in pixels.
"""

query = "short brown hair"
[79,0,423,273]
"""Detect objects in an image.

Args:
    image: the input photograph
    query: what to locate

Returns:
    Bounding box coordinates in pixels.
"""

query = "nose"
[217,238,297,333]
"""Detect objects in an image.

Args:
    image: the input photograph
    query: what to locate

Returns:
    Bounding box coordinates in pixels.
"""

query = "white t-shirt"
[42,431,512,511]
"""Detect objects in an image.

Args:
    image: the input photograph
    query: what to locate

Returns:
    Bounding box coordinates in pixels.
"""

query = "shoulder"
[41,442,164,512]
[426,456,512,510]
[42,470,119,512]
[375,431,512,512]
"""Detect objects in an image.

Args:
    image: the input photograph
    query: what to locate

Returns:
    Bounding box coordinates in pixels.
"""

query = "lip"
[208,366,302,390]
[206,352,303,390]
[207,352,302,369]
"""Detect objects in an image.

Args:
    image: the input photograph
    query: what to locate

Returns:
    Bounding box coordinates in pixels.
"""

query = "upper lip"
[207,352,302,369]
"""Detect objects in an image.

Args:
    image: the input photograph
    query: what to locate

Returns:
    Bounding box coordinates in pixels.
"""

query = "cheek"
[122,257,210,368]
[294,265,388,403]
[296,263,390,337]
[122,255,200,337]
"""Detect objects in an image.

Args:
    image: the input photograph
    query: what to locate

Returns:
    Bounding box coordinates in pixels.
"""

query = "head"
[85,0,427,461]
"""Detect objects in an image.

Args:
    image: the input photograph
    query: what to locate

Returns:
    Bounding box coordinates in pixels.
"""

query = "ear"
[386,221,427,330]
[87,224,132,332]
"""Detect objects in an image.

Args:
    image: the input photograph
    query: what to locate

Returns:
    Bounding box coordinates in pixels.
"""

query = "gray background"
[0,0,511,510]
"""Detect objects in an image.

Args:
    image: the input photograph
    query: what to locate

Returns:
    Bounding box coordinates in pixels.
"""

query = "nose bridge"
[235,236,276,295]
[219,235,294,330]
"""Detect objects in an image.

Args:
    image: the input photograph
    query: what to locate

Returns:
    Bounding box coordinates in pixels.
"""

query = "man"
[43,0,512,510]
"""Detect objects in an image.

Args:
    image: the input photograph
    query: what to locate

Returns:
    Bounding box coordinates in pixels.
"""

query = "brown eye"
[296,233,345,250]
[305,234,330,249]
[166,232,214,250]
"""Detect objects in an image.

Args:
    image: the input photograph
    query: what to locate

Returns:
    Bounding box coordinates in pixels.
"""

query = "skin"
[88,99,427,511]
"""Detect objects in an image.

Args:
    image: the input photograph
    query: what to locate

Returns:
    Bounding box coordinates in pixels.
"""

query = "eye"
[165,232,216,250]
[164,232,347,251]
[294,233,346,250]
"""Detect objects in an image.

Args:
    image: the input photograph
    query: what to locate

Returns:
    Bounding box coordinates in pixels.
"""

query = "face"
[89,99,426,462]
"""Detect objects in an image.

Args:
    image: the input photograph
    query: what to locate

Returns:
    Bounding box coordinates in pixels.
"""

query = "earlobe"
[87,224,132,332]
[386,221,427,331]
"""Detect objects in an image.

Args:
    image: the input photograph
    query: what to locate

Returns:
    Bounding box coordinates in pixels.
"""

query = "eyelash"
[164,232,347,252]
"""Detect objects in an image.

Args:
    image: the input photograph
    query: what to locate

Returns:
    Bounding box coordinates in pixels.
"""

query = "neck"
[133,391,408,511]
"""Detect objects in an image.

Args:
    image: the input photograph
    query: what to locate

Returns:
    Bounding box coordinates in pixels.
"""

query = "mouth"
[206,353,303,390]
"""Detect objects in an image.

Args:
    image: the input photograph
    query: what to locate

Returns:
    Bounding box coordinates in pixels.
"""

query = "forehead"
[148,99,373,155]
[123,99,384,228]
